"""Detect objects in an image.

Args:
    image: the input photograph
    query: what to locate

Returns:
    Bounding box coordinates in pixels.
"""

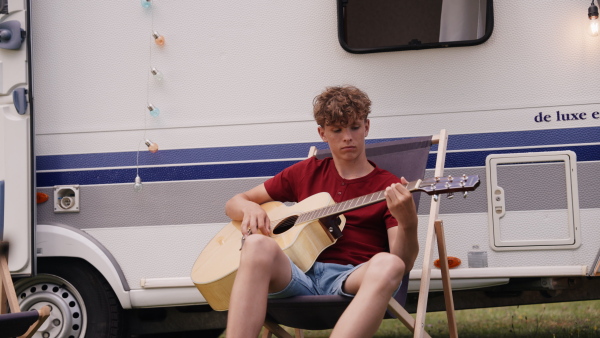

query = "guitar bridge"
[318,216,343,242]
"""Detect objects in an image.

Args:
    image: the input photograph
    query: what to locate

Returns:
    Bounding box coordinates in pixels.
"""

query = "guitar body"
[191,192,346,311]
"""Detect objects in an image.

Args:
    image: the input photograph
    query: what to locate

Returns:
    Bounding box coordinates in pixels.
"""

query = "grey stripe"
[36,161,599,228]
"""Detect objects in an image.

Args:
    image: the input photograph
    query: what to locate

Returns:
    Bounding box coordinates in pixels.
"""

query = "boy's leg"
[226,235,293,338]
[330,253,406,338]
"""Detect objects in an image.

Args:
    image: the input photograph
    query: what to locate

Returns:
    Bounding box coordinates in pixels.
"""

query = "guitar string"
[267,191,386,230]
[264,177,473,231]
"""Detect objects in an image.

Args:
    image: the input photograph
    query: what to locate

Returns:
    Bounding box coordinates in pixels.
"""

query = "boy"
[225,86,419,337]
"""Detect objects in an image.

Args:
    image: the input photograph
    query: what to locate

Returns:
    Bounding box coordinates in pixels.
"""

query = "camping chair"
[0,181,51,338]
[262,130,458,338]
[0,242,51,338]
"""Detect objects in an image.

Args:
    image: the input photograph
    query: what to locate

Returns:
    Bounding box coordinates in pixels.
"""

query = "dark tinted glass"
[337,0,494,53]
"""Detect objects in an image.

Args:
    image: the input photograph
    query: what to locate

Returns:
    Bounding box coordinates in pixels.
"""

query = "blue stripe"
[36,126,600,171]
[37,161,299,187]
[35,126,600,186]
[36,143,319,171]
[443,125,600,151]
[36,138,405,171]
[36,144,600,187]
[428,144,600,169]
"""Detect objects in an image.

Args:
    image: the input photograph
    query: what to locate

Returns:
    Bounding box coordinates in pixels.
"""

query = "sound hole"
[273,216,299,234]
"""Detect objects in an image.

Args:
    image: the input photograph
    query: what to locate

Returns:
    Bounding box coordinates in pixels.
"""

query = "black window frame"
[337,0,494,54]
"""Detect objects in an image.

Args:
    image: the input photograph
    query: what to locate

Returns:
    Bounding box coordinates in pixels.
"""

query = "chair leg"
[387,299,431,338]
[0,268,6,314]
[261,326,303,338]
[0,242,21,313]
[434,220,458,338]
[414,129,449,338]
[263,318,294,338]
[262,328,273,338]
[20,305,51,338]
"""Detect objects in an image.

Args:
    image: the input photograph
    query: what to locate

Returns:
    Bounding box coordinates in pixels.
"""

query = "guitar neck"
[296,179,422,224]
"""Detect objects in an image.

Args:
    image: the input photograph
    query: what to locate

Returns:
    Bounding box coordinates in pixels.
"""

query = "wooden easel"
[412,130,458,338]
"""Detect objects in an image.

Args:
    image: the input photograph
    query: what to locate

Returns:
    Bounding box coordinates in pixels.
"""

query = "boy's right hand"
[241,203,271,236]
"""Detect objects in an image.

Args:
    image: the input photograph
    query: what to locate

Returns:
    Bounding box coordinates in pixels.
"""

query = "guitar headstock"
[416,175,480,198]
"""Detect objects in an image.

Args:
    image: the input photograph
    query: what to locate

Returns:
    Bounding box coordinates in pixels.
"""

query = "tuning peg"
[463,191,468,198]
[447,175,454,182]
[433,194,439,202]
[447,193,454,199]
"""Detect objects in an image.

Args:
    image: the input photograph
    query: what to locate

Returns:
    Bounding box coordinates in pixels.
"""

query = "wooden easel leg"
[434,220,458,338]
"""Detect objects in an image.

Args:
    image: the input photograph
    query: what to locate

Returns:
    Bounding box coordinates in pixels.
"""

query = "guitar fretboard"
[295,179,421,225]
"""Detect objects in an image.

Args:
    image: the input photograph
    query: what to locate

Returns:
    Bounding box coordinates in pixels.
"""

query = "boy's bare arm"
[385,180,419,272]
[225,183,273,236]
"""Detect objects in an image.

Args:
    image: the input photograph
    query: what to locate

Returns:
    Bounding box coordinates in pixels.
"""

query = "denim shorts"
[268,258,363,299]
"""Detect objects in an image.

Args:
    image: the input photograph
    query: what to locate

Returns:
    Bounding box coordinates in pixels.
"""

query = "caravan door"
[0,0,34,275]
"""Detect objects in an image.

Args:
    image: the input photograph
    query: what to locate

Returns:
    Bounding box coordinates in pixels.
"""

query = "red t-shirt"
[263,157,400,266]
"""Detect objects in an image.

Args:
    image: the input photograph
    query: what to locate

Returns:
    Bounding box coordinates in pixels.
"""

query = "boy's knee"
[240,235,279,264]
[369,253,405,285]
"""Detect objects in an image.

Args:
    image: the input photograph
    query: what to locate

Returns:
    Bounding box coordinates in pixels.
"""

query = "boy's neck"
[332,154,374,180]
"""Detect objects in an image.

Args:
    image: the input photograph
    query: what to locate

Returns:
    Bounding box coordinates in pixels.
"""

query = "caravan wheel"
[15,258,124,338]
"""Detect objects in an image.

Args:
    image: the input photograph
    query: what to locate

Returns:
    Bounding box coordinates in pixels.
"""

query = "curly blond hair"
[313,86,371,127]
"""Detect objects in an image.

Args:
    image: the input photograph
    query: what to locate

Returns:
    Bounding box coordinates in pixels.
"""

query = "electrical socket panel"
[53,185,80,213]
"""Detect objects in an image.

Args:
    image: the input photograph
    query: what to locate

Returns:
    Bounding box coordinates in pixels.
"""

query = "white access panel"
[486,151,580,251]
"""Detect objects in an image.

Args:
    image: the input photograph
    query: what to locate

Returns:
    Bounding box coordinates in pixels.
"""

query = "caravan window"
[337,0,493,53]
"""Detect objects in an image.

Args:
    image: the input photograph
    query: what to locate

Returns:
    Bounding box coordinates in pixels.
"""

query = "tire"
[14,258,125,338]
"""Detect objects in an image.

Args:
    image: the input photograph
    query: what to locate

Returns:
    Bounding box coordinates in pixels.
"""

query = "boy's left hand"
[384,178,418,229]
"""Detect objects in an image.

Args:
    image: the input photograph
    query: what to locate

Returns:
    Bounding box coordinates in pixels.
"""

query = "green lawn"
[224,300,600,337]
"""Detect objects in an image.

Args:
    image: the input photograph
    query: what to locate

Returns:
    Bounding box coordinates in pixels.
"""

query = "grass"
[222,300,600,337]
[371,300,600,337]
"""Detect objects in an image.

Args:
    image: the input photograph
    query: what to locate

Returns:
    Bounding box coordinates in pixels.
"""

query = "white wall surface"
[31,1,600,156]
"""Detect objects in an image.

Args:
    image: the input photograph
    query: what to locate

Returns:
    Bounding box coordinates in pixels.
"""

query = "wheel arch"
[36,224,132,309]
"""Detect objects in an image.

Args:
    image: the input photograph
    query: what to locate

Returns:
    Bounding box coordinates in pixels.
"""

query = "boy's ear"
[364,119,370,137]
[318,126,327,142]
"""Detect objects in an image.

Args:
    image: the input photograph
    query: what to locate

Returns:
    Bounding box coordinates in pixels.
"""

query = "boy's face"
[318,119,370,163]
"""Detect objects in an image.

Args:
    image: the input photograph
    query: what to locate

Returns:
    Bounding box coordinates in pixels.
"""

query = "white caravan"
[1,0,599,336]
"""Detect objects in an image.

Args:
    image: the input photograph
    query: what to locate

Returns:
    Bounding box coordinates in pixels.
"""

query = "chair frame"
[262,130,458,338]
[0,241,51,338]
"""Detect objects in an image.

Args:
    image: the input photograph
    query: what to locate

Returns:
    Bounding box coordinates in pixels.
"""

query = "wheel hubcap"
[15,274,86,338]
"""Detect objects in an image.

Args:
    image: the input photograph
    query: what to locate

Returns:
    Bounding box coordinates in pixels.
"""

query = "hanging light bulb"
[152,31,165,46]
[141,0,151,8]
[134,175,143,192]
[145,139,159,153]
[589,1,599,36]
[151,67,163,81]
[147,103,160,117]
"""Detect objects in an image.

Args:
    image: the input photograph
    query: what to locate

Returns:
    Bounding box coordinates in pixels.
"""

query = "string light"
[134,175,143,192]
[147,103,160,117]
[151,67,163,80]
[152,31,165,46]
[135,2,166,191]
[589,1,599,37]
[145,139,159,153]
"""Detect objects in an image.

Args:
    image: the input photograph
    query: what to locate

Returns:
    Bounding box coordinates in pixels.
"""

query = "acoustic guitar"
[191,175,480,311]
